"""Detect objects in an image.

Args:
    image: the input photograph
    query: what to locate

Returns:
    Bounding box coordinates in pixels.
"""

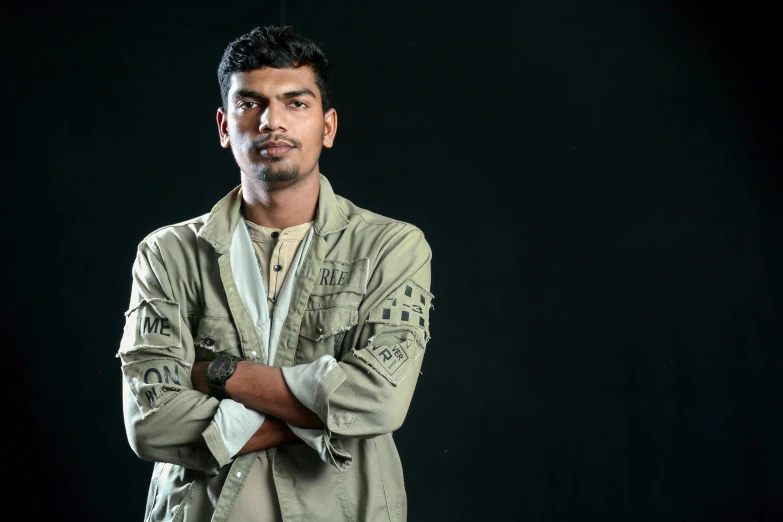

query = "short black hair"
[217,25,332,112]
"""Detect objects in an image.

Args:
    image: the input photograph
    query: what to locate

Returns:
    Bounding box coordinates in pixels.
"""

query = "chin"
[254,166,300,184]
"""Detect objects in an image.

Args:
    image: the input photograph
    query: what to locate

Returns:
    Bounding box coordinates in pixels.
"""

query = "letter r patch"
[353,330,419,385]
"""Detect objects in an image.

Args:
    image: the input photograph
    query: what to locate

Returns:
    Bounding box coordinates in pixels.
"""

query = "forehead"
[228,66,320,98]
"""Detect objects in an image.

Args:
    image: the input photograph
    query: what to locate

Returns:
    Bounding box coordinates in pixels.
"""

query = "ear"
[322,108,338,148]
[217,107,231,148]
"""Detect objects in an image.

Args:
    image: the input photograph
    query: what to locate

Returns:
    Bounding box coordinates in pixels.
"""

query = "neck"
[240,169,320,230]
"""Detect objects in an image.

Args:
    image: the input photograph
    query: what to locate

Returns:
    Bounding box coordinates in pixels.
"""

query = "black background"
[6,1,781,520]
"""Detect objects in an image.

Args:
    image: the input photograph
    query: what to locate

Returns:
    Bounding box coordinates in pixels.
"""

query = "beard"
[249,158,300,183]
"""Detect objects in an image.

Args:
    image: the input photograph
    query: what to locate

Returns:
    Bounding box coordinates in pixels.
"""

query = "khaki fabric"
[227,220,311,522]
[118,174,434,522]
[227,452,281,522]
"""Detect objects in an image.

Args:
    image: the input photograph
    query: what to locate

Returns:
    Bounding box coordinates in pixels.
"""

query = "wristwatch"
[205,355,243,400]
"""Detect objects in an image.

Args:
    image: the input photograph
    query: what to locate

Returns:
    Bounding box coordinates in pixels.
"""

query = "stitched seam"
[144,241,179,301]
[120,356,192,368]
[143,215,207,242]
[338,469,356,522]
[171,478,199,522]
[339,207,414,229]
[220,465,253,519]
[201,311,231,318]
[144,463,167,522]
[373,439,395,522]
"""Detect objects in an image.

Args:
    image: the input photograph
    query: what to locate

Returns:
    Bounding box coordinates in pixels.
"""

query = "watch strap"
[207,382,232,401]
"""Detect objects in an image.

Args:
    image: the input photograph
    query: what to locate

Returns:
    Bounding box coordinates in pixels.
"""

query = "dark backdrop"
[6,1,781,521]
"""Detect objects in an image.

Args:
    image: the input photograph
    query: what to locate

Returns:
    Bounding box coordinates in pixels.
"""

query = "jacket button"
[271,231,280,239]
[202,337,215,347]
[316,326,324,334]
[273,265,282,272]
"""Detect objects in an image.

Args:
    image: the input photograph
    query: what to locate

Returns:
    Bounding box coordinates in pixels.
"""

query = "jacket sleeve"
[118,240,226,474]
[281,225,434,470]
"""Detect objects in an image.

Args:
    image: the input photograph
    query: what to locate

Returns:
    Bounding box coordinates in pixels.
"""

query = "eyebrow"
[233,88,317,101]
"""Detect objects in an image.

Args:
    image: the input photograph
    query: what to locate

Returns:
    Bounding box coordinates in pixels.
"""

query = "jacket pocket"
[144,463,198,522]
[193,316,242,360]
[296,307,358,363]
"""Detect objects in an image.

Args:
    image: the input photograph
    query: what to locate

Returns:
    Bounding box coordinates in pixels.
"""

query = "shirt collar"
[245,220,313,242]
[198,173,349,253]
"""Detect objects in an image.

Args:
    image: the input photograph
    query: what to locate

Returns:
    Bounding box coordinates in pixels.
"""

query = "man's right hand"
[237,415,302,455]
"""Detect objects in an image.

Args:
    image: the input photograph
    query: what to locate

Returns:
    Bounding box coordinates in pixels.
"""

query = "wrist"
[191,361,211,395]
[223,360,252,397]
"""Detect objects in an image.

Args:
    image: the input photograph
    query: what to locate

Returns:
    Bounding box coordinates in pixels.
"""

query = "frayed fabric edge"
[123,297,179,317]
[120,356,193,370]
[313,320,358,342]
[116,343,183,358]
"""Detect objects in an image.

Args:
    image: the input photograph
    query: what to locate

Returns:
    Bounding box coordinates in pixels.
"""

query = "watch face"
[207,356,235,380]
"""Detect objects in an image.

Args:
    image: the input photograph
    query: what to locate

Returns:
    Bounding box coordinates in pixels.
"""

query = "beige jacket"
[118,174,434,522]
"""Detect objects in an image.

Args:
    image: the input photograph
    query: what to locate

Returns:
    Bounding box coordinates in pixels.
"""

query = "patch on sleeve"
[119,298,182,354]
[367,279,434,341]
[122,357,191,418]
[353,330,419,385]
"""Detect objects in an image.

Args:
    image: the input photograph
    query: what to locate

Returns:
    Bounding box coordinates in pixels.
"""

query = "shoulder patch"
[367,279,434,341]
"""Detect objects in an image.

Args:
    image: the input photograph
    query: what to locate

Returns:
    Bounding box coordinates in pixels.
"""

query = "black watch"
[205,355,243,400]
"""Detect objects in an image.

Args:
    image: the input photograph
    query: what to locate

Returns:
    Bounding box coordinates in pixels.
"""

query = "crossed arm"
[121,226,431,471]
[191,360,322,455]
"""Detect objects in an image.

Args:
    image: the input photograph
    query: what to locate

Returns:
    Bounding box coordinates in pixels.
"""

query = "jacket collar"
[198,173,349,253]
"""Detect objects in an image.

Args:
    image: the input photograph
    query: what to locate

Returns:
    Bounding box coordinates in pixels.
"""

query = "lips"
[258,141,294,158]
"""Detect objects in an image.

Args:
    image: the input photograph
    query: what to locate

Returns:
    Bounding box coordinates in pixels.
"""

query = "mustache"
[253,136,298,150]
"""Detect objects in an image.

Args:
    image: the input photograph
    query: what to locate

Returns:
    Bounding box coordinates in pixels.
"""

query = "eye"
[288,100,307,109]
[237,101,259,110]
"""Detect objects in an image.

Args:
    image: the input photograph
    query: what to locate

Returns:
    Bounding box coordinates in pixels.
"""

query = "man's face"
[217,66,337,185]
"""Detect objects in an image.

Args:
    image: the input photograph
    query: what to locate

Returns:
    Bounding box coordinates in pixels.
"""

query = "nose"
[259,103,286,133]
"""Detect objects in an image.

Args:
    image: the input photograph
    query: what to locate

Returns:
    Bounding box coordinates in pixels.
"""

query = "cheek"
[302,122,325,150]
[229,114,257,133]
[228,123,253,147]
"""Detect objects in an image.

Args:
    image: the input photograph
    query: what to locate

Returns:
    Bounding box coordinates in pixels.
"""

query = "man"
[118,25,434,522]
